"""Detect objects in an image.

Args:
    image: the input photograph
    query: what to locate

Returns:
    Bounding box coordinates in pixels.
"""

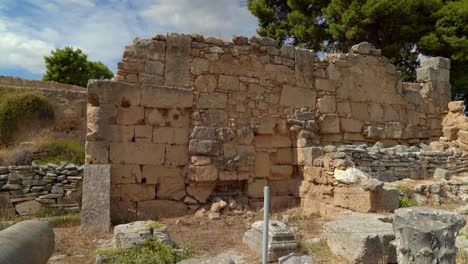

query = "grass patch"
[35,139,84,165]
[460,232,468,239]
[41,213,81,227]
[33,207,67,218]
[139,220,166,231]
[0,90,54,144]
[399,196,420,208]
[97,238,192,264]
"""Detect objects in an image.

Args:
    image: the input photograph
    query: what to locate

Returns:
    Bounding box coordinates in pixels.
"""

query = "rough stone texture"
[0,220,55,264]
[243,220,297,261]
[324,213,396,264]
[113,221,174,249]
[81,165,111,232]
[177,253,235,264]
[86,34,456,222]
[393,207,466,264]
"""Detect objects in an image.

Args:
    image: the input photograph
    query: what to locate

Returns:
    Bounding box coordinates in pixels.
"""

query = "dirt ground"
[48,207,347,264]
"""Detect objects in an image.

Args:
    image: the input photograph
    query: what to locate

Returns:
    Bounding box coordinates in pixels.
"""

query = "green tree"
[418,0,468,98]
[43,47,114,87]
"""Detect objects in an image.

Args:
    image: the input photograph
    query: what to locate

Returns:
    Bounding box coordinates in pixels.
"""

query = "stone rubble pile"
[194,196,251,220]
[0,162,83,216]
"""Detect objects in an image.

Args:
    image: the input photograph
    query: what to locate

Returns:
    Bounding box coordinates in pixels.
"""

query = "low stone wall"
[433,100,468,156]
[299,143,468,218]
[0,75,84,91]
[0,163,83,216]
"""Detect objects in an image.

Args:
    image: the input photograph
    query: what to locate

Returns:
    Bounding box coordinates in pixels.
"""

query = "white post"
[262,186,270,264]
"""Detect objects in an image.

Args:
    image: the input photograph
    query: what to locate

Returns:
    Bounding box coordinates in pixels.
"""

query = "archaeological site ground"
[0,33,467,264]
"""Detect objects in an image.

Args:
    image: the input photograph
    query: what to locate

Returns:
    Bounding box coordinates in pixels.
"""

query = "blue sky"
[0,0,258,80]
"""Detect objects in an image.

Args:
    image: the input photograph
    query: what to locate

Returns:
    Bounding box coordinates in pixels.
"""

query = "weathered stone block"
[417,67,450,82]
[385,122,405,139]
[187,183,216,203]
[319,114,340,134]
[324,213,396,264]
[153,127,189,144]
[165,145,188,166]
[270,165,293,180]
[141,85,193,108]
[164,33,191,87]
[340,118,363,133]
[318,96,336,114]
[188,165,218,182]
[315,78,334,92]
[421,57,450,69]
[111,164,141,184]
[81,165,110,232]
[85,141,109,164]
[271,148,293,165]
[109,142,165,165]
[197,93,228,109]
[255,152,270,178]
[157,170,185,200]
[120,184,155,202]
[219,171,237,181]
[189,139,221,156]
[247,179,267,198]
[190,126,217,140]
[218,75,239,91]
[141,165,180,185]
[15,200,42,216]
[201,110,227,126]
[116,106,144,125]
[255,135,292,148]
[293,147,323,166]
[144,108,165,126]
[88,80,141,106]
[103,125,135,142]
[351,102,368,120]
[138,200,187,219]
[256,117,277,134]
[194,75,217,92]
[135,125,152,143]
[279,85,316,108]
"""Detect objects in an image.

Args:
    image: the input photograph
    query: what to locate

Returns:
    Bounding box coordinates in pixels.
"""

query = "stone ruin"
[83,32,466,224]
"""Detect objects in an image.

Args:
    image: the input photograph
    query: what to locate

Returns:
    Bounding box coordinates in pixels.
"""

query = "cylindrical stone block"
[393,207,465,264]
[0,220,55,264]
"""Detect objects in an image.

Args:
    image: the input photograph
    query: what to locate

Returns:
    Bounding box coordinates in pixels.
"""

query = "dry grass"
[457,249,468,264]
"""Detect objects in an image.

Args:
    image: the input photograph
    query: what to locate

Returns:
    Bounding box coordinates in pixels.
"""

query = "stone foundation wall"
[0,163,83,216]
[85,33,453,221]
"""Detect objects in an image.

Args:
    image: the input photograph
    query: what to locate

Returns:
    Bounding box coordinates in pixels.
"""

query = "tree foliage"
[43,47,114,87]
[247,0,468,97]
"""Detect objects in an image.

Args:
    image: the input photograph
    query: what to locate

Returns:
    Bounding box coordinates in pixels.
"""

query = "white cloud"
[0,18,55,73]
[141,0,258,39]
[0,0,259,76]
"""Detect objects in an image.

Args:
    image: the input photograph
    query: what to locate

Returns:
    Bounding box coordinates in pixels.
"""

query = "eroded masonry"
[85,33,466,223]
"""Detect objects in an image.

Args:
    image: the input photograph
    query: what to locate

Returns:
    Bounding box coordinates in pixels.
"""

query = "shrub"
[97,238,192,264]
[36,139,85,165]
[0,91,54,144]
[399,196,419,208]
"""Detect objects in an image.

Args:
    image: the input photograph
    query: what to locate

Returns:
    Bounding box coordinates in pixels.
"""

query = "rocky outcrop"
[393,207,466,264]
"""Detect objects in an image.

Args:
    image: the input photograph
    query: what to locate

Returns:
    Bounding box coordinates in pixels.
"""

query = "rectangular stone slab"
[81,164,110,232]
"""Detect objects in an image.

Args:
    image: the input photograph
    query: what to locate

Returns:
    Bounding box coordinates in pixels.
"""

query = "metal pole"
[262,186,270,264]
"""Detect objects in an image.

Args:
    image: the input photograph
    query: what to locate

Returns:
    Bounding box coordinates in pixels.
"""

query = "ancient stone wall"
[86,33,453,222]
[0,75,87,133]
[0,162,83,216]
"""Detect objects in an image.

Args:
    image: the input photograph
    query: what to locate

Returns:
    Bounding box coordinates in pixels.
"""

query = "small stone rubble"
[194,196,252,220]
[0,162,83,216]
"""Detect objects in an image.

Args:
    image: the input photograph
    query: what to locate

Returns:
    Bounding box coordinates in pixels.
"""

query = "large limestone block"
[201,110,228,126]
[295,48,314,88]
[255,135,292,148]
[85,141,109,164]
[340,118,363,133]
[256,117,277,135]
[393,207,465,264]
[141,85,193,108]
[111,164,141,184]
[385,122,406,139]
[255,152,270,178]
[218,75,240,91]
[416,67,450,82]
[119,184,155,202]
[88,80,141,107]
[142,165,180,185]
[81,165,111,232]
[138,200,187,218]
[197,93,228,109]
[194,75,217,92]
[319,114,340,134]
[324,213,397,264]
[271,148,293,165]
[293,147,323,166]
[187,183,216,203]
[421,57,450,69]
[280,85,316,108]
[116,106,144,125]
[157,171,185,200]
[318,96,336,114]
[113,221,174,249]
[270,165,293,180]
[153,127,189,144]
[109,142,165,165]
[188,165,218,182]
[243,220,298,261]
[247,179,267,198]
[102,125,135,142]
[165,145,188,166]
[164,33,191,87]
[458,130,468,145]
[333,185,398,213]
